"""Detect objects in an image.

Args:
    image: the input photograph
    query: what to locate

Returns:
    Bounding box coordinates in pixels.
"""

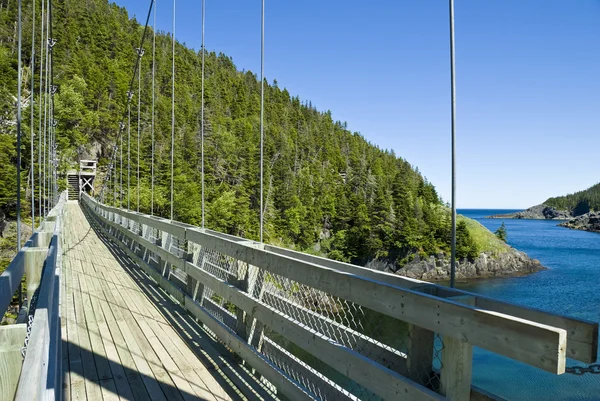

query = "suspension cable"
[127,99,131,210]
[30,0,36,232]
[120,122,123,207]
[259,0,265,243]
[170,0,175,220]
[99,0,154,202]
[137,47,144,212]
[42,0,49,216]
[151,0,156,215]
[16,0,22,250]
[200,0,205,228]
[38,0,45,220]
[449,0,457,288]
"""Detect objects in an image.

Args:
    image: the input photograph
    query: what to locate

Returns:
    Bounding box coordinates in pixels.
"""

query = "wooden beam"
[0,324,26,401]
[186,229,568,374]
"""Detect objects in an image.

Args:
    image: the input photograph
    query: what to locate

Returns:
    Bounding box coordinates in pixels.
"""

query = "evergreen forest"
[0,0,499,270]
[544,183,600,216]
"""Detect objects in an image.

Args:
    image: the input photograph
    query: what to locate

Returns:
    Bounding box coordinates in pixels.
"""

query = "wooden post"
[440,295,475,401]
[0,324,26,401]
[233,261,249,340]
[246,262,266,350]
[24,248,48,307]
[407,324,435,385]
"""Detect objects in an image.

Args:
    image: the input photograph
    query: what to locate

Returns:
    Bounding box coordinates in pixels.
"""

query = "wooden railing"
[81,193,598,401]
[0,194,65,401]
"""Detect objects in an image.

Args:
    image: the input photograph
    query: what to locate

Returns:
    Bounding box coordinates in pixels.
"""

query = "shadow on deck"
[60,204,281,401]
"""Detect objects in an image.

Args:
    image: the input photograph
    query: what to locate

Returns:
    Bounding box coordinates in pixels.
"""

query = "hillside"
[488,182,600,220]
[0,0,540,278]
[545,182,600,216]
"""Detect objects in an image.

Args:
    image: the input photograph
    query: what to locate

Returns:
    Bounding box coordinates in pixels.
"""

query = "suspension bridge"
[2,0,600,400]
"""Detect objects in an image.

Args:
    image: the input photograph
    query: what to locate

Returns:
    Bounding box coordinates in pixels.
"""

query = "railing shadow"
[62,337,226,401]
[79,204,279,401]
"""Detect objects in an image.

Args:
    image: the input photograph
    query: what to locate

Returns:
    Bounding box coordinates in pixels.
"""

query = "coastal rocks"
[558,212,600,233]
[487,204,571,220]
[394,249,545,281]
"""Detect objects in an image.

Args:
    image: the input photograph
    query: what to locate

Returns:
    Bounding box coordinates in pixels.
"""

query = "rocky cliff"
[487,204,572,220]
[558,212,600,233]
[373,249,545,281]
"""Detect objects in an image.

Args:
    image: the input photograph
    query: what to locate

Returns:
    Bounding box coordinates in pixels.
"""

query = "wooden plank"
[150,321,228,401]
[72,273,100,385]
[95,270,159,401]
[79,261,112,381]
[102,273,174,401]
[85,263,136,401]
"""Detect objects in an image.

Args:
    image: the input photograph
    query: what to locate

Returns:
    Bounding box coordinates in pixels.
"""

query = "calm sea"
[457,209,600,400]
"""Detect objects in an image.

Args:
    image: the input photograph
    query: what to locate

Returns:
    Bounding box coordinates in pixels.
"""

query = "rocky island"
[366,218,546,281]
[558,212,600,233]
[487,204,572,220]
[394,249,545,281]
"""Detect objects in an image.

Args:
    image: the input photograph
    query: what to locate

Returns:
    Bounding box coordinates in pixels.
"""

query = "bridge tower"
[67,160,96,201]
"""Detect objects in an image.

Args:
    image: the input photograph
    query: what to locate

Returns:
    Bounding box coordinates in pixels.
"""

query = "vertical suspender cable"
[30,0,36,231]
[128,101,131,210]
[38,0,45,220]
[259,0,265,243]
[170,0,175,220]
[42,0,49,216]
[137,48,143,212]
[449,0,457,288]
[16,0,22,250]
[200,0,205,228]
[120,127,123,207]
[151,0,156,215]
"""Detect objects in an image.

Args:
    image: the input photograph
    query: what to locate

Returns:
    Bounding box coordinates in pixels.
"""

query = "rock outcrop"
[487,204,571,220]
[389,249,545,281]
[558,212,600,233]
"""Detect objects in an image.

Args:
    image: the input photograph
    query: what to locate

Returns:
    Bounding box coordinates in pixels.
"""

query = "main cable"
[99,0,154,202]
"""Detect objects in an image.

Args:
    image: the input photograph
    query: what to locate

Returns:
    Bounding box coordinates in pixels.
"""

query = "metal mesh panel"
[183,241,446,400]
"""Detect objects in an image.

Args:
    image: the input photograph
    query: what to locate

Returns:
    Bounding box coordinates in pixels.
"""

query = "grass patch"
[458,215,509,256]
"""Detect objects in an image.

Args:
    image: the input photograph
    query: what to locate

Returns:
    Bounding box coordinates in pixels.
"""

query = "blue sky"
[113,0,600,209]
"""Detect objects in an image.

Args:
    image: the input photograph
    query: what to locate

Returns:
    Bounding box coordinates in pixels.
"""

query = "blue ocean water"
[457,209,600,400]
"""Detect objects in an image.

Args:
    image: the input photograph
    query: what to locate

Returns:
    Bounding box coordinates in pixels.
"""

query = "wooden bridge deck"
[60,203,238,401]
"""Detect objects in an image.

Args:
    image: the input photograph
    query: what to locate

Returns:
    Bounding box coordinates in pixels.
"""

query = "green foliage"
[494,222,508,243]
[456,221,478,260]
[545,182,600,215]
[0,0,503,270]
